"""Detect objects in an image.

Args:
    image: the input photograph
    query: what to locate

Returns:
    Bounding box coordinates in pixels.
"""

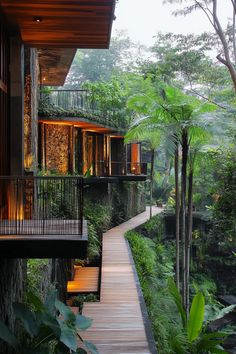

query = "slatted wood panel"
[0,11,9,175]
[0,0,115,48]
[77,207,162,354]
[67,266,99,293]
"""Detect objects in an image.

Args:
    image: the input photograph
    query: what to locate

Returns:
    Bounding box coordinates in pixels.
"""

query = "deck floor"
[67,266,99,293]
[79,207,162,354]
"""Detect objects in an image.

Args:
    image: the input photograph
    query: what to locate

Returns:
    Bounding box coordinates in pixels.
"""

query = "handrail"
[42,89,88,93]
[0,176,84,236]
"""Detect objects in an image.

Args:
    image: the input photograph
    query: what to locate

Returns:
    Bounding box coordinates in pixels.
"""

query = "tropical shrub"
[211,149,236,247]
[0,290,98,354]
[168,279,228,354]
[126,216,233,353]
[84,201,112,260]
[27,259,49,299]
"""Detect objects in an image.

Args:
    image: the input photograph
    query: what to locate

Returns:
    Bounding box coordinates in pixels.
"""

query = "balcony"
[0,176,88,258]
[110,162,147,181]
[83,161,147,180]
[39,89,127,130]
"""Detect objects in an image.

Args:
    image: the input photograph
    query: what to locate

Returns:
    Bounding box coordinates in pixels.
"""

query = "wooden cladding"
[0,13,8,87]
[0,0,116,48]
[0,11,9,175]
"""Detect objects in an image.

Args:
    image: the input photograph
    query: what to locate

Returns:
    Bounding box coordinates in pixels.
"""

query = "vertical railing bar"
[43,178,45,235]
[15,177,18,235]
[79,177,83,236]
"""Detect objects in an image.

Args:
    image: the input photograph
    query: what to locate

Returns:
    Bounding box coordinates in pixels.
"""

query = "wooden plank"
[1,0,116,48]
[67,266,99,293]
[72,207,162,354]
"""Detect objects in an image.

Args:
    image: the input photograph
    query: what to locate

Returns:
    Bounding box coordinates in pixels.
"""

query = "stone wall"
[0,259,26,354]
[24,48,38,172]
[111,181,146,224]
[45,124,70,174]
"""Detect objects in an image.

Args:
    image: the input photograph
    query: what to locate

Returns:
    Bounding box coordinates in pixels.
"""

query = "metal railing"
[0,176,84,236]
[127,162,147,175]
[110,162,147,176]
[39,90,125,129]
[41,89,90,111]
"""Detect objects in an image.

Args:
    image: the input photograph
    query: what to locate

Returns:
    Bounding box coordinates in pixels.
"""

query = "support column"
[9,37,24,176]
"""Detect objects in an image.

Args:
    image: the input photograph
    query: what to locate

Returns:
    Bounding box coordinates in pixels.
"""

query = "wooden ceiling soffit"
[0,0,116,48]
[39,48,76,86]
[38,117,117,133]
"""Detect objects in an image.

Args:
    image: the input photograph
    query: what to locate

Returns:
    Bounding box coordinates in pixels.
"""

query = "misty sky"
[112,0,232,45]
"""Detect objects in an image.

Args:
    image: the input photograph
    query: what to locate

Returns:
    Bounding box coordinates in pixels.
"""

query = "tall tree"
[164,0,236,92]
[126,82,215,311]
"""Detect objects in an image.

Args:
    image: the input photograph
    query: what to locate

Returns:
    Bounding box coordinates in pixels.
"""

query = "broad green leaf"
[36,311,61,337]
[76,315,93,331]
[58,321,77,352]
[27,292,44,312]
[13,303,38,337]
[168,278,187,327]
[84,340,99,354]
[214,305,236,320]
[0,320,19,348]
[187,292,205,342]
[45,289,58,315]
[55,300,76,323]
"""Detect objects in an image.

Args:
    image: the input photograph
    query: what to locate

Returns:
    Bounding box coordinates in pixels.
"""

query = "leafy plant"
[70,294,99,314]
[0,290,98,354]
[27,259,49,299]
[168,279,228,353]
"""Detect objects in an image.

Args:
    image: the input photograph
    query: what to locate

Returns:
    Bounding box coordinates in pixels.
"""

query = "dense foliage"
[0,290,97,354]
[126,215,233,353]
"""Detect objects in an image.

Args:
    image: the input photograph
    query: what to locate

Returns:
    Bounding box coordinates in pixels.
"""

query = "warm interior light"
[7,185,24,220]
[34,17,43,23]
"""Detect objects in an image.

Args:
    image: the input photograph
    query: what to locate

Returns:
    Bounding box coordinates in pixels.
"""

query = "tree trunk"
[0,259,26,354]
[181,129,188,310]
[150,148,155,219]
[186,168,193,314]
[50,259,72,302]
[211,0,236,92]
[174,145,180,290]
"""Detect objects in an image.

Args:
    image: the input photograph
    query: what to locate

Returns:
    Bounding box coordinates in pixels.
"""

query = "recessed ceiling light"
[34,17,43,23]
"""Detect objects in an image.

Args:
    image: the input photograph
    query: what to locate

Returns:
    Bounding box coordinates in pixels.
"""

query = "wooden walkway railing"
[79,207,162,354]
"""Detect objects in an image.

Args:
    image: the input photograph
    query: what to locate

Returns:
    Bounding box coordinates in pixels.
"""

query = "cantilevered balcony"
[39,89,127,130]
[0,176,87,258]
[110,162,147,181]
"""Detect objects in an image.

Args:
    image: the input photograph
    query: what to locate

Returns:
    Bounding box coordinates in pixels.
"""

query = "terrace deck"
[67,266,99,293]
[0,220,88,258]
[74,207,162,354]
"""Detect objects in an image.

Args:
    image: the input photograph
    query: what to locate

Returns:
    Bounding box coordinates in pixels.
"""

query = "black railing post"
[79,177,84,236]
[0,176,86,236]
[15,178,18,235]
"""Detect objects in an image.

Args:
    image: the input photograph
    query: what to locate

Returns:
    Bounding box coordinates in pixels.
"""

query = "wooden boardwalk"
[67,266,99,293]
[80,207,162,354]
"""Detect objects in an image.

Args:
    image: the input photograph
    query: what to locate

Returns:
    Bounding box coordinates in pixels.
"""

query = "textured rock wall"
[24,48,38,172]
[0,259,26,354]
[111,181,146,223]
[45,124,70,174]
[84,181,146,226]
